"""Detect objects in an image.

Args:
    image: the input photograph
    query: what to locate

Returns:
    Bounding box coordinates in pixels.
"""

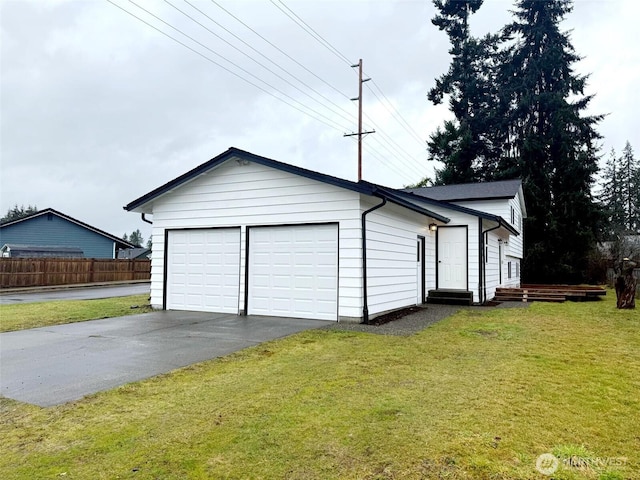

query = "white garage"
[166,228,240,313]
[247,224,338,321]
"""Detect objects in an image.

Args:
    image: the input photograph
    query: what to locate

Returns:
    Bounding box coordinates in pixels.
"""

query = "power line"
[209,0,352,101]
[346,136,417,184]
[270,0,428,174]
[269,0,352,66]
[107,0,350,133]
[127,0,353,131]
[171,0,357,126]
[366,79,426,146]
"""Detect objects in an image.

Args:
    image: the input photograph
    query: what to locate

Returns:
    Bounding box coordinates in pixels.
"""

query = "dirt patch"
[369,306,425,326]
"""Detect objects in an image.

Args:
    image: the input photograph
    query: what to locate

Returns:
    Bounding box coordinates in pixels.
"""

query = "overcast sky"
[1,0,638,242]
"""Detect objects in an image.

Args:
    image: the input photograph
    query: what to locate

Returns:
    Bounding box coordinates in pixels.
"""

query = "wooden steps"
[494,285,606,303]
[427,289,473,306]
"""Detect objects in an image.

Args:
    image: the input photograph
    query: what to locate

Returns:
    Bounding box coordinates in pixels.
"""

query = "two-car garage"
[165,224,338,321]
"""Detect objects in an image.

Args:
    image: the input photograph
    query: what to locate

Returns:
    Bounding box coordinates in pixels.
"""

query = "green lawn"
[0,294,152,332]
[1,294,638,479]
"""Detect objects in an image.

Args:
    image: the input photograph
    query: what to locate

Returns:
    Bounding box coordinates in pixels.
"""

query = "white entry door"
[437,226,467,289]
[248,224,338,321]
[166,228,240,313]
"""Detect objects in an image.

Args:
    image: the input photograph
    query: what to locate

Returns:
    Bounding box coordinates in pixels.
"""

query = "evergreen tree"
[619,141,639,232]
[128,229,144,247]
[599,148,627,238]
[427,0,495,184]
[0,204,38,223]
[499,0,604,283]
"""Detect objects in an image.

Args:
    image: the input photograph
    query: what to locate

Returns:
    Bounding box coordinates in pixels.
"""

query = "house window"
[510,206,515,225]
[516,261,520,278]
[484,233,489,263]
[508,261,512,279]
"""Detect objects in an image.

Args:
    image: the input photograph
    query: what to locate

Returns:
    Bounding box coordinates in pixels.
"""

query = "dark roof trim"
[124,147,377,212]
[393,190,520,236]
[124,147,451,223]
[0,208,136,248]
[402,179,522,202]
[364,184,450,223]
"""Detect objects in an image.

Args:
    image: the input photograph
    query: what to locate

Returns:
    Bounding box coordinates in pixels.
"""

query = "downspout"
[361,196,387,324]
[481,222,502,304]
[141,213,153,224]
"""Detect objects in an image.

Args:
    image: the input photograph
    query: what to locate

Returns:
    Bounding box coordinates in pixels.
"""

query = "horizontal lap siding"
[409,200,481,302]
[0,215,115,259]
[485,230,500,299]
[364,201,430,315]
[454,197,524,259]
[147,160,362,317]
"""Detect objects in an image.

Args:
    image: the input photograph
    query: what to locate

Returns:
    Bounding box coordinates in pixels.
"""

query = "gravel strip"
[322,302,529,336]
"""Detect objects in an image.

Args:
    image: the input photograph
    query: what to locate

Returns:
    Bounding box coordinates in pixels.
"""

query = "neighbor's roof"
[124,147,452,224]
[402,179,522,202]
[1,244,85,256]
[0,208,135,248]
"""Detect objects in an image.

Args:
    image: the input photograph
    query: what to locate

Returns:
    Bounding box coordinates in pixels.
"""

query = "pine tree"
[128,229,144,247]
[499,0,604,283]
[427,0,495,184]
[619,141,639,232]
[0,204,38,223]
[599,148,627,238]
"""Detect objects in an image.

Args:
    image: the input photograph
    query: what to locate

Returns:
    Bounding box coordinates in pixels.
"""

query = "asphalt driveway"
[0,311,326,407]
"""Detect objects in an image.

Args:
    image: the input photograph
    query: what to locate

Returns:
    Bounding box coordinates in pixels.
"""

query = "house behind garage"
[0,208,134,259]
[125,148,526,323]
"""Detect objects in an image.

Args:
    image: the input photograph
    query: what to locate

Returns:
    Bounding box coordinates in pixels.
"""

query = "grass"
[0,295,152,332]
[0,293,638,479]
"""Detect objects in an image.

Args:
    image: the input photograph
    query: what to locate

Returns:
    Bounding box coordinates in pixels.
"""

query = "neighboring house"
[0,208,134,259]
[117,247,152,260]
[1,244,84,258]
[124,148,526,322]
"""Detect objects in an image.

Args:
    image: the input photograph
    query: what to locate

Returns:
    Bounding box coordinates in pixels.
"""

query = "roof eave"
[124,147,377,212]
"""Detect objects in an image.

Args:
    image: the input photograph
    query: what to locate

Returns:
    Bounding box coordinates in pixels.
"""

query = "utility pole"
[344,59,375,181]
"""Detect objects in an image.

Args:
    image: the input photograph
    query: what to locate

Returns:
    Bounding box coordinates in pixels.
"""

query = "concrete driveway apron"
[0,311,325,407]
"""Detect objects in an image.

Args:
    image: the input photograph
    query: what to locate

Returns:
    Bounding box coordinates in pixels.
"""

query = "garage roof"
[124,147,452,223]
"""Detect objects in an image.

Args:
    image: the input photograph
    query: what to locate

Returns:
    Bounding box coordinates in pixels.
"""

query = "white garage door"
[248,224,338,321]
[166,228,240,313]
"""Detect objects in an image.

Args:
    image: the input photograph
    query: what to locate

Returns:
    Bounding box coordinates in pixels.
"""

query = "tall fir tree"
[619,141,639,232]
[599,148,627,238]
[427,0,496,184]
[499,0,604,283]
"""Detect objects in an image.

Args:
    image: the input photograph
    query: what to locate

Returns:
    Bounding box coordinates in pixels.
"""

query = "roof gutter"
[361,195,386,324]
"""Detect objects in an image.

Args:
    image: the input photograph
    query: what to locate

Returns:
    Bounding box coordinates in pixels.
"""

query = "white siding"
[147,159,363,319]
[452,195,525,259]
[363,199,431,316]
[391,199,482,303]
[484,229,501,300]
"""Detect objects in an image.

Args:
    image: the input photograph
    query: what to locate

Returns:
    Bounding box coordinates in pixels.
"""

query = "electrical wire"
[366,79,426,146]
[269,0,352,66]
[107,0,350,133]
[168,0,357,127]
[270,0,429,174]
[125,0,352,131]
[210,0,352,101]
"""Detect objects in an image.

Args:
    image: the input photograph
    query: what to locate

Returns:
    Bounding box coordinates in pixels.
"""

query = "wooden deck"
[494,284,606,303]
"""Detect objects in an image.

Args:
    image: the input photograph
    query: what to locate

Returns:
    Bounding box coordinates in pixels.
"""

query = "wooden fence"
[0,258,151,288]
